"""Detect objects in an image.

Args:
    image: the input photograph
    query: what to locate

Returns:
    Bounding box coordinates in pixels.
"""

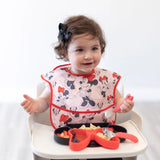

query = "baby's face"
[67,34,102,75]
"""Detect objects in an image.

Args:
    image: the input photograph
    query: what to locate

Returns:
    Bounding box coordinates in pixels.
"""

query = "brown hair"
[54,15,106,61]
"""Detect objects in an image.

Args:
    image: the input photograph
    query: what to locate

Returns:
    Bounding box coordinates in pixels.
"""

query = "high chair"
[28,82,147,160]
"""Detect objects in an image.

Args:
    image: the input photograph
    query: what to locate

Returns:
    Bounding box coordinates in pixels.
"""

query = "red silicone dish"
[68,128,120,151]
[54,123,127,147]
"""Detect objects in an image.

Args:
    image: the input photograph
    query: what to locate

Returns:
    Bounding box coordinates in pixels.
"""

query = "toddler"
[21,15,134,130]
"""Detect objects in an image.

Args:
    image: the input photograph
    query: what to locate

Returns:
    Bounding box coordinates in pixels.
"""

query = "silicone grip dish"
[54,126,70,145]
[68,128,120,151]
[54,123,127,147]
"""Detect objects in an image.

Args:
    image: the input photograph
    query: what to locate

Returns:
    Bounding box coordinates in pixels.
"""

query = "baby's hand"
[21,94,39,114]
[120,94,134,113]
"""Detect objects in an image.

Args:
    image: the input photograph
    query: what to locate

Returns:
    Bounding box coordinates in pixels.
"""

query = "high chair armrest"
[130,110,143,132]
[28,114,34,136]
[116,110,143,132]
[28,109,51,136]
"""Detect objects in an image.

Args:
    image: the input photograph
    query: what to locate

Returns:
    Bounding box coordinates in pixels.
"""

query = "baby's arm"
[21,87,50,114]
[115,89,134,113]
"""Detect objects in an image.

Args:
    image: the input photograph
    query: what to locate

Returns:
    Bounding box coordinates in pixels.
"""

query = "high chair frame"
[28,82,147,160]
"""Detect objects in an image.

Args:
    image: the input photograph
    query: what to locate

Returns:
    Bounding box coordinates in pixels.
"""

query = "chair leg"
[123,156,137,160]
[33,153,81,160]
[33,154,50,160]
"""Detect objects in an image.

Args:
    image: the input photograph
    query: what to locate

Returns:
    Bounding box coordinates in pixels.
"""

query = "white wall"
[0,0,160,101]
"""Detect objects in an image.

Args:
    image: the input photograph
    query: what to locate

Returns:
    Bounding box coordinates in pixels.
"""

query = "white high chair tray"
[31,120,147,159]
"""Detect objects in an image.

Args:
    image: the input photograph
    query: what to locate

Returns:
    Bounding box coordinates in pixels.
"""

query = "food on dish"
[56,130,69,138]
[79,123,101,130]
[96,132,110,140]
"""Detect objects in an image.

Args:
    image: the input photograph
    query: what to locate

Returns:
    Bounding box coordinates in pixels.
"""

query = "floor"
[134,101,160,160]
[0,100,160,160]
[0,101,32,160]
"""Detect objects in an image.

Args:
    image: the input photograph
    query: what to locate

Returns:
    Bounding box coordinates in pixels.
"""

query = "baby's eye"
[76,48,83,52]
[92,47,98,51]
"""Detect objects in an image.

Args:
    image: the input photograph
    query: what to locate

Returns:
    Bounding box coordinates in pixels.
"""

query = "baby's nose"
[84,52,92,59]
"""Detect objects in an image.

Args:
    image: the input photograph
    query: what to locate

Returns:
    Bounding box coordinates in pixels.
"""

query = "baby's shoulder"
[95,67,114,75]
[42,64,69,81]
[95,67,121,79]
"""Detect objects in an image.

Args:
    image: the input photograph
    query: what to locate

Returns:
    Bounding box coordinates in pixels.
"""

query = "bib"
[41,64,121,129]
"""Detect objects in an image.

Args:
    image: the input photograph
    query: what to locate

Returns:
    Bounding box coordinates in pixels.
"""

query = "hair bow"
[58,23,72,42]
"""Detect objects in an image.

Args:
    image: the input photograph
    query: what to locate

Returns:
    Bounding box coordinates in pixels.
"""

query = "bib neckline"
[65,67,95,77]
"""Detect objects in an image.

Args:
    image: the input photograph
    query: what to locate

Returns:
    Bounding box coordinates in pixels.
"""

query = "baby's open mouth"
[82,63,93,65]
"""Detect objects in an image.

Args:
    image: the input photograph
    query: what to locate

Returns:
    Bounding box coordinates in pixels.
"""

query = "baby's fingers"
[23,101,31,109]
[23,101,34,114]
[126,99,134,108]
[21,100,28,106]
[23,94,34,102]
[120,104,128,113]
[121,101,134,112]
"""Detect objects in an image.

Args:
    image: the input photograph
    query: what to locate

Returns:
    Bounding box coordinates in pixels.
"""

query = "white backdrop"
[0,0,160,101]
